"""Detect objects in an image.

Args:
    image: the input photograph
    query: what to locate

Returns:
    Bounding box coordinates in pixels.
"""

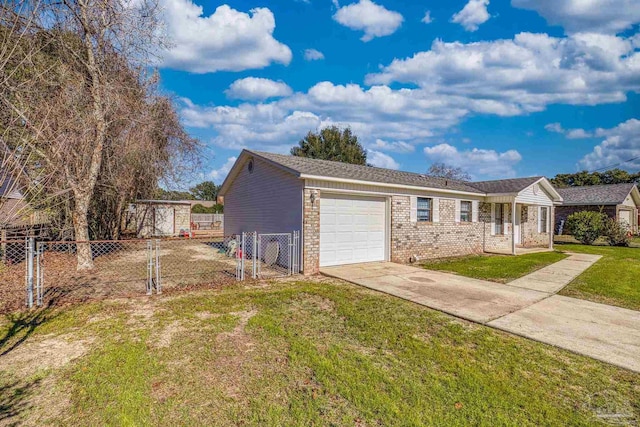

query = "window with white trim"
[417,197,432,222]
[495,204,504,235]
[540,207,549,233]
[460,201,472,222]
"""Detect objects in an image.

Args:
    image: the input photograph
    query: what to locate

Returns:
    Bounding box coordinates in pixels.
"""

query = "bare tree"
[426,162,472,181]
[0,0,197,269]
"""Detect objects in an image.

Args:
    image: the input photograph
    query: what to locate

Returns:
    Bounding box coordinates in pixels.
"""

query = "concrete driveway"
[321,262,548,323]
[321,256,640,373]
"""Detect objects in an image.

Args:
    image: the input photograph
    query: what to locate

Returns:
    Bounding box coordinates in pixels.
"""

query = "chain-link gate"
[256,231,299,279]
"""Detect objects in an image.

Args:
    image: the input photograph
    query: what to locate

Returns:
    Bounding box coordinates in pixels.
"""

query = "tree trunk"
[73,193,93,270]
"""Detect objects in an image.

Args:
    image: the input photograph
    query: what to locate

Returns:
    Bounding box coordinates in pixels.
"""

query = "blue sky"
[156,0,640,184]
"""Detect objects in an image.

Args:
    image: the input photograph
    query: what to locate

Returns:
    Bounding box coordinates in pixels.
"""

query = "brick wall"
[521,205,551,246]
[302,188,320,275]
[302,191,550,273]
[390,196,486,262]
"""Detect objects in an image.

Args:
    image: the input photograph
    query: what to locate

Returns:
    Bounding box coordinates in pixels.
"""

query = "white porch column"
[511,201,517,255]
[549,205,555,250]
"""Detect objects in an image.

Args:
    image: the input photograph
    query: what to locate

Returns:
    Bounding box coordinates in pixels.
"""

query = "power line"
[590,155,640,173]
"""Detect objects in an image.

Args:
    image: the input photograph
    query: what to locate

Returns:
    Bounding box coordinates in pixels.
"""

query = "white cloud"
[545,122,594,139]
[180,82,463,150]
[304,49,325,61]
[179,32,640,157]
[366,32,640,113]
[424,144,522,178]
[544,122,564,133]
[209,157,237,181]
[371,139,415,153]
[333,0,404,42]
[512,0,640,34]
[225,77,292,101]
[421,11,433,24]
[451,0,490,32]
[579,119,640,170]
[367,150,400,169]
[160,2,292,73]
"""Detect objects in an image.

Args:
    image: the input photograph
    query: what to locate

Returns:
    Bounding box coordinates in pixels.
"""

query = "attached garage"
[319,194,387,267]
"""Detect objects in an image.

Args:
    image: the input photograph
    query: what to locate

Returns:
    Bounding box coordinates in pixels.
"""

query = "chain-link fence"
[0,230,300,314]
[35,239,152,307]
[155,235,240,291]
[0,239,32,313]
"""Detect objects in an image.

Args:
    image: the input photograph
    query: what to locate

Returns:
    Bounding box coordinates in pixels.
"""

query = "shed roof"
[556,183,639,206]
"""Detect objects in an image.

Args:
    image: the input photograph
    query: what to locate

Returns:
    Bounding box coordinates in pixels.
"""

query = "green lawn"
[2,279,638,426]
[422,251,568,283]
[557,244,640,311]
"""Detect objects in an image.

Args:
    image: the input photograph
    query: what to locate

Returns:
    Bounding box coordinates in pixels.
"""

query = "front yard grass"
[557,243,640,311]
[422,251,567,283]
[2,279,639,426]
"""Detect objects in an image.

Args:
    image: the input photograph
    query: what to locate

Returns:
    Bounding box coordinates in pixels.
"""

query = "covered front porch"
[485,195,556,256]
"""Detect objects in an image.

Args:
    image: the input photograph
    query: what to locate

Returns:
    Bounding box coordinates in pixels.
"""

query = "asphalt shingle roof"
[249,151,486,193]
[556,183,638,205]
[470,177,543,194]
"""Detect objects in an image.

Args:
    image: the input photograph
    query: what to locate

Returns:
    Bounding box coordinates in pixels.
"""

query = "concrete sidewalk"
[506,253,601,293]
[488,296,640,372]
[321,254,640,373]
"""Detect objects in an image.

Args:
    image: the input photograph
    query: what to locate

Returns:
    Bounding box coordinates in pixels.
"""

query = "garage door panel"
[320,194,387,267]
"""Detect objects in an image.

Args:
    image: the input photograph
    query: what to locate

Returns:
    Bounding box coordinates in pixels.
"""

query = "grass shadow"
[0,297,61,356]
[0,377,41,425]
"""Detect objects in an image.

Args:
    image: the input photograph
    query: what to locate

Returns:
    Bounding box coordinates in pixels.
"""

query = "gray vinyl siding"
[224,156,303,236]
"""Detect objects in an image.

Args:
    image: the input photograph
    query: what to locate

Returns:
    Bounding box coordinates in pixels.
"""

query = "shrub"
[602,218,630,247]
[191,203,223,214]
[566,211,606,245]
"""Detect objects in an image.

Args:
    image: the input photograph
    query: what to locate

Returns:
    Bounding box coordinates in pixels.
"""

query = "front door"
[514,205,522,245]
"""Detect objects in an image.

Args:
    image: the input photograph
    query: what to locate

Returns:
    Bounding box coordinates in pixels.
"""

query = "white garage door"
[320,194,386,267]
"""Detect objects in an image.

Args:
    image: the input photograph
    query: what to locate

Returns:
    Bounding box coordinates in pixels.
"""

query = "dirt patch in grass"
[0,334,93,377]
[153,321,185,348]
[216,309,257,344]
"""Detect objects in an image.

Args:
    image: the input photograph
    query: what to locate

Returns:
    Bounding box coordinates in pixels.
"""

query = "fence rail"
[191,214,224,230]
[0,230,299,313]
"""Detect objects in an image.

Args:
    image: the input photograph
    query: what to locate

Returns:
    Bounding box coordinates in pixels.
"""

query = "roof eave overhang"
[300,174,486,197]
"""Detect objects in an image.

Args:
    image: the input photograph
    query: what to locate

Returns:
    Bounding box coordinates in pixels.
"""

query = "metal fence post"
[288,233,293,276]
[25,237,34,309]
[252,231,257,279]
[36,242,42,306]
[294,230,299,274]
[155,239,161,294]
[241,232,246,281]
[146,240,153,295]
[257,233,262,279]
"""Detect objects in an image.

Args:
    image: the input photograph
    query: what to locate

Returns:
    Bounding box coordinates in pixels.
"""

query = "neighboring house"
[126,200,192,238]
[555,183,640,234]
[0,171,49,238]
[219,150,563,275]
